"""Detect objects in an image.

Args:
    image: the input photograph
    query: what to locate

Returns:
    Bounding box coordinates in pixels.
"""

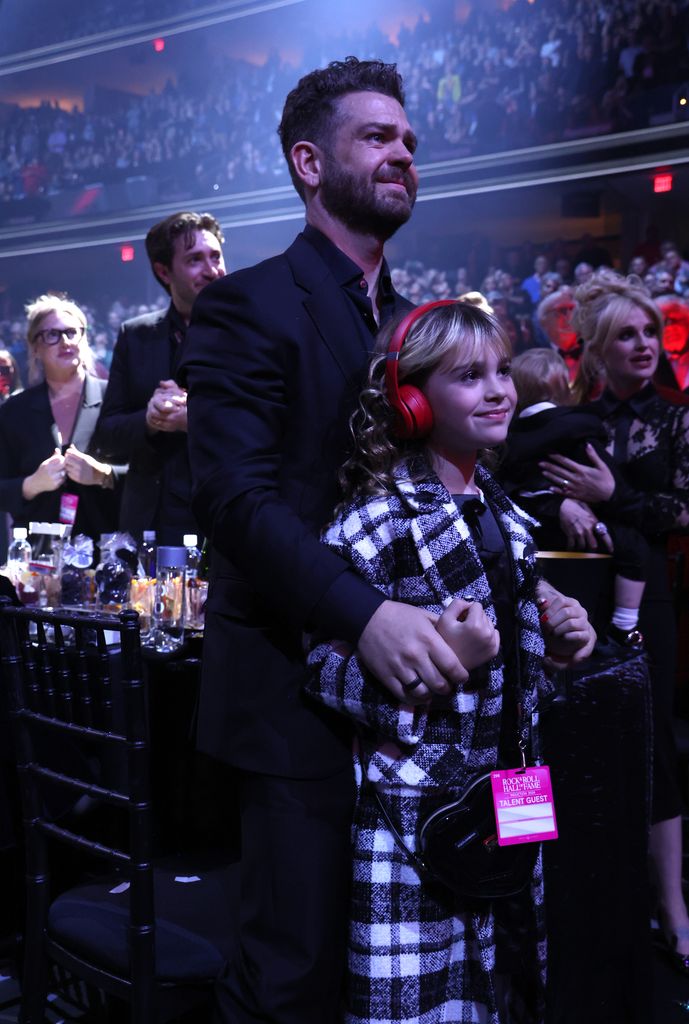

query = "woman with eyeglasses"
[0,293,124,544]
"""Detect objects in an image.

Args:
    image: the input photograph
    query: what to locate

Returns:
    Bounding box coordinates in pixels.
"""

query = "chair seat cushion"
[48,861,238,983]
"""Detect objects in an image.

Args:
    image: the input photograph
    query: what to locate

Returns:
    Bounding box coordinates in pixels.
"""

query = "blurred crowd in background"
[2,231,688,391]
[0,0,197,54]
[1,0,688,205]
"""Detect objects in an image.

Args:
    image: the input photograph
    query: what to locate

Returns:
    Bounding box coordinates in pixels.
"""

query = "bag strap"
[359,741,432,879]
[490,492,534,764]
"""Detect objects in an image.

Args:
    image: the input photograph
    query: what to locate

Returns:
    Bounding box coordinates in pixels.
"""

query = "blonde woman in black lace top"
[539,269,689,975]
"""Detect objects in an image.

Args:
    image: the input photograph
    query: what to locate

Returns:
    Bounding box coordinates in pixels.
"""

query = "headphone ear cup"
[386,299,456,439]
[395,384,434,438]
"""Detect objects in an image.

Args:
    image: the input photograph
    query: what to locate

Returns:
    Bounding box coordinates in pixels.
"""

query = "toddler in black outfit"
[500,348,648,648]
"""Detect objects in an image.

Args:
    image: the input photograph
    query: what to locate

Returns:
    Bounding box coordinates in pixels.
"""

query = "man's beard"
[319,156,416,241]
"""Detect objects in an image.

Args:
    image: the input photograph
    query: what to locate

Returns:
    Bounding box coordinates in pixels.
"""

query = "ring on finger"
[401,676,425,693]
[593,521,608,536]
[561,477,570,489]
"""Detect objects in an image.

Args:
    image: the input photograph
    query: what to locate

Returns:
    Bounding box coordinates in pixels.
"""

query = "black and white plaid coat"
[307,459,550,1024]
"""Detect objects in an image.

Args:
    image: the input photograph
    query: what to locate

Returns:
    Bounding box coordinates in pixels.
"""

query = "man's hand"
[357,600,469,705]
[536,579,596,669]
[64,445,112,487]
[145,379,188,433]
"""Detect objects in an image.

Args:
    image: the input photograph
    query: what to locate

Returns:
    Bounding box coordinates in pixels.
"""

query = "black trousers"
[212,765,356,1023]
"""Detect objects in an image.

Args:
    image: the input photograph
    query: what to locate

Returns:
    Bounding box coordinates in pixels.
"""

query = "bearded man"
[178,57,469,1022]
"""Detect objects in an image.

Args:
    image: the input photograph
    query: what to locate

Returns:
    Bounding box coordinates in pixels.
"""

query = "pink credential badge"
[490,766,558,846]
[59,493,79,526]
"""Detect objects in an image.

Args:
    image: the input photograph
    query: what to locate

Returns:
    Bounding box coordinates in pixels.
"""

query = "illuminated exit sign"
[653,173,673,194]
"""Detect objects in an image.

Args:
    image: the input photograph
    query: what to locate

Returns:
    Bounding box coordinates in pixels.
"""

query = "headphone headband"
[385,299,459,438]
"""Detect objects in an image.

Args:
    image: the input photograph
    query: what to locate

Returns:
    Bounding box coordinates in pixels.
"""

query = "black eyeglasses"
[36,327,84,345]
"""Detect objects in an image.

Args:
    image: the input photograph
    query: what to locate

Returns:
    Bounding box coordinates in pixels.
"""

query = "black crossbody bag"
[370,764,538,902]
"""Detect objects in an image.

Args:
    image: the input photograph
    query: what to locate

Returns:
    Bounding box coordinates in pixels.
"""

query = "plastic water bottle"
[7,527,32,586]
[183,534,201,580]
[139,531,156,578]
[183,534,203,630]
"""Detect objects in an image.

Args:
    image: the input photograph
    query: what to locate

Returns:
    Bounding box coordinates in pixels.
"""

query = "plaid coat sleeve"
[306,494,431,747]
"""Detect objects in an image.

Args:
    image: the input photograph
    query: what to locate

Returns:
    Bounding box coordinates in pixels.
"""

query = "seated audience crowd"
[2,235,688,389]
[0,0,194,56]
[1,0,688,207]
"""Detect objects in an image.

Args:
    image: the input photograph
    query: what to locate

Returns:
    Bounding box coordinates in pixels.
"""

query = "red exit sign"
[653,173,673,194]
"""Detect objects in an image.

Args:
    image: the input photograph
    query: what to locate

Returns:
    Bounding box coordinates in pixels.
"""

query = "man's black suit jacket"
[95,306,194,541]
[0,374,120,538]
[179,231,412,778]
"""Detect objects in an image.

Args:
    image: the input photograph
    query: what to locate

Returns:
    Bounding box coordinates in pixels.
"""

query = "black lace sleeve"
[604,397,689,536]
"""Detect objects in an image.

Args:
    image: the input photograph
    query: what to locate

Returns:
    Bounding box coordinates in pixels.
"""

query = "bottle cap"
[142,531,156,543]
[13,527,28,540]
[183,534,198,547]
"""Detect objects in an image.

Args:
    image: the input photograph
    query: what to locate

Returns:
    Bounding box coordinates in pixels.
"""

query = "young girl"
[306,301,594,1024]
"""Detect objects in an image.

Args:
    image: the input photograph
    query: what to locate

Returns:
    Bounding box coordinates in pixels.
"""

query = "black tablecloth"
[541,650,653,1024]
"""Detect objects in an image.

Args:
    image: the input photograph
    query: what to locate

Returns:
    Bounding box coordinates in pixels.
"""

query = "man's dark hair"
[278,56,406,201]
[145,211,224,292]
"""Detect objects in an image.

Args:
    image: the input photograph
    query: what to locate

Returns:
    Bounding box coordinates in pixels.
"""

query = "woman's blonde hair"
[338,301,511,504]
[571,269,662,403]
[25,293,93,385]
[511,348,571,412]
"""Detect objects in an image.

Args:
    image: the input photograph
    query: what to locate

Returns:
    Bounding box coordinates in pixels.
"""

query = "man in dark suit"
[179,58,469,1022]
[95,211,226,543]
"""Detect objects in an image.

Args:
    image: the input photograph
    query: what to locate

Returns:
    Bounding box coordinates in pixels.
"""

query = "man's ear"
[290,141,324,192]
[152,261,172,288]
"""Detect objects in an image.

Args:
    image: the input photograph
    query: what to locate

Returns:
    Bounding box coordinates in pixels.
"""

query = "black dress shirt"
[303,224,399,341]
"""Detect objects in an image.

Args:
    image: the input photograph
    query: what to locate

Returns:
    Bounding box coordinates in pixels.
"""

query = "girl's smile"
[423,348,516,449]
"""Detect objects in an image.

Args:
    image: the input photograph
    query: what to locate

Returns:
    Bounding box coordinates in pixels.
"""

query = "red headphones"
[385,299,459,439]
